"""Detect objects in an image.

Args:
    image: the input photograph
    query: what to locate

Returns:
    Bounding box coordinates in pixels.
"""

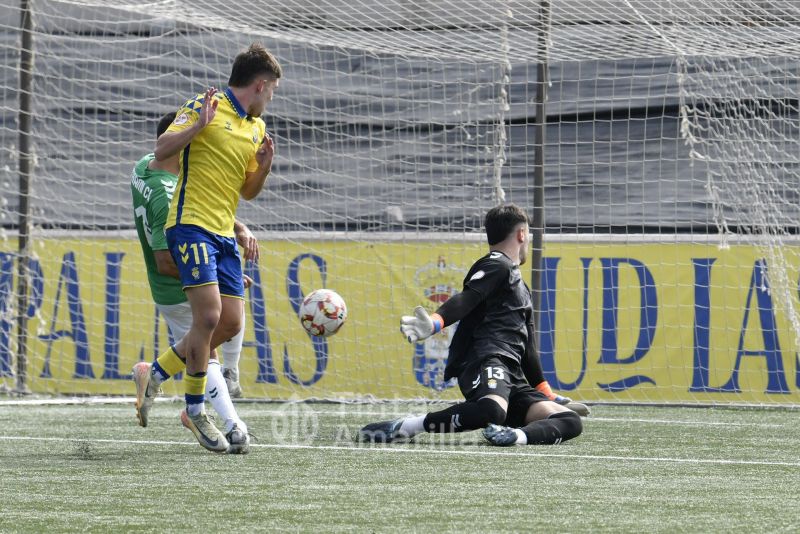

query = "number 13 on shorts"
[486,366,505,380]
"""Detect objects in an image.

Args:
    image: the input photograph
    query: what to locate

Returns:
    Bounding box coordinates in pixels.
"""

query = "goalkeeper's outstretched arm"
[400,288,482,343]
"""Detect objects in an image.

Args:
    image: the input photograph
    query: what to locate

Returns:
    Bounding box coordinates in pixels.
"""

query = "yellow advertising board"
[1,237,798,404]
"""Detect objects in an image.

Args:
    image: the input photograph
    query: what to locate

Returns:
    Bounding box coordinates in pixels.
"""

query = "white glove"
[400,306,443,344]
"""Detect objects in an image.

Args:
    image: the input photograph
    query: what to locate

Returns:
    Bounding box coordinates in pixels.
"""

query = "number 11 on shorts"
[179,242,209,265]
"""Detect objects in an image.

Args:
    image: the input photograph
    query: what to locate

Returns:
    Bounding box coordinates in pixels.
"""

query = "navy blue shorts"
[166,224,244,299]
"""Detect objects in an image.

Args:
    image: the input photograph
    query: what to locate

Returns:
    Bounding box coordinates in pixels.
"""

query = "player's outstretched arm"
[400,306,442,344]
[400,288,482,343]
[154,129,197,161]
[154,87,218,161]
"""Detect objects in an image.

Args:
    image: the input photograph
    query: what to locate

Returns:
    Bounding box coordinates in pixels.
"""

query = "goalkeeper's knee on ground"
[479,397,508,427]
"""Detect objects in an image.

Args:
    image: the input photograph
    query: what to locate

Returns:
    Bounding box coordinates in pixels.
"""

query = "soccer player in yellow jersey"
[131,112,258,454]
[136,43,281,453]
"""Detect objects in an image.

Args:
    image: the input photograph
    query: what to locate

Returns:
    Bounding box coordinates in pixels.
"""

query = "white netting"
[1,0,799,404]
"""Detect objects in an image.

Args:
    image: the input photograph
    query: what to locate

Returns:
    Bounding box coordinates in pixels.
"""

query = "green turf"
[0,401,798,533]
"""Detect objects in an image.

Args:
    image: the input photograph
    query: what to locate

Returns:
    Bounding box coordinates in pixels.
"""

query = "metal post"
[530,0,550,334]
[15,0,33,394]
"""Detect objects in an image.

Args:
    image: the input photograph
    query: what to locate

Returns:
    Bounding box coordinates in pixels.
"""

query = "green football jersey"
[130,153,186,305]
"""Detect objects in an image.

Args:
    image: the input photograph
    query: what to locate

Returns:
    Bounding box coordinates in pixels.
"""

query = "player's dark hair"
[485,204,528,245]
[156,112,176,139]
[228,42,283,87]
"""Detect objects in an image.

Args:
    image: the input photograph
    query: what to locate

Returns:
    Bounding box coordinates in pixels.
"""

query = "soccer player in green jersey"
[131,112,255,453]
[135,43,281,453]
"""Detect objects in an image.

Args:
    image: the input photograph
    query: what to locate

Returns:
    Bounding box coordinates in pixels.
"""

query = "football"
[299,289,347,337]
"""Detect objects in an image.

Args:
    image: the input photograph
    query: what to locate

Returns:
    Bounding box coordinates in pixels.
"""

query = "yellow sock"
[184,372,207,414]
[155,346,186,378]
[184,373,206,396]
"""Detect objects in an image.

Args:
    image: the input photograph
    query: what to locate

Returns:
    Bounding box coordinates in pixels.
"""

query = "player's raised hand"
[256,132,274,171]
[235,222,260,262]
[400,306,443,344]
[198,87,219,129]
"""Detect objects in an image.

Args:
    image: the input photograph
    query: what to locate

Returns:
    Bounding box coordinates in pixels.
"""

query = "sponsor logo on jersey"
[488,378,497,389]
[253,126,260,143]
[174,113,189,125]
[191,267,200,280]
[225,120,232,131]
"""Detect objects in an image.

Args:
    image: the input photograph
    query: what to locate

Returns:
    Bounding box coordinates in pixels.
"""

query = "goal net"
[1,0,798,405]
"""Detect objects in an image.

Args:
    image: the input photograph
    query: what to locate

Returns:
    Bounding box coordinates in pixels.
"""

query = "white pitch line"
[0,398,139,406]
[262,412,783,429]
[0,435,798,468]
[0,398,786,428]
[587,417,785,428]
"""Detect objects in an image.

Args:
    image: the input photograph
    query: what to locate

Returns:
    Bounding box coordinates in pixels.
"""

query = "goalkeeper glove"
[400,306,444,344]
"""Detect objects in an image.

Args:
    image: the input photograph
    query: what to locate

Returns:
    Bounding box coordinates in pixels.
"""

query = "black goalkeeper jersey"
[443,251,533,380]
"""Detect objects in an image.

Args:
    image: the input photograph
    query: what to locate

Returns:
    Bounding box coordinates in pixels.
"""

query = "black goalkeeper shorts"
[456,355,550,428]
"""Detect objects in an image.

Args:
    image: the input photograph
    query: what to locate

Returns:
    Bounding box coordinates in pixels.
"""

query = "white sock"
[186,402,204,416]
[206,360,246,433]
[399,415,426,438]
[220,322,245,372]
[513,428,527,445]
[149,365,166,386]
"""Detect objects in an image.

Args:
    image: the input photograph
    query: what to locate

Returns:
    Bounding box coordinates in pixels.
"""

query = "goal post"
[1,0,799,405]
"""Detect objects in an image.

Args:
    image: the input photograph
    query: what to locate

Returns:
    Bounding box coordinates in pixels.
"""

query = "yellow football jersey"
[165,88,266,237]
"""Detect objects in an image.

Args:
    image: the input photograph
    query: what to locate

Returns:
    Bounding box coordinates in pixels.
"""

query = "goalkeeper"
[130,112,255,453]
[360,204,583,446]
